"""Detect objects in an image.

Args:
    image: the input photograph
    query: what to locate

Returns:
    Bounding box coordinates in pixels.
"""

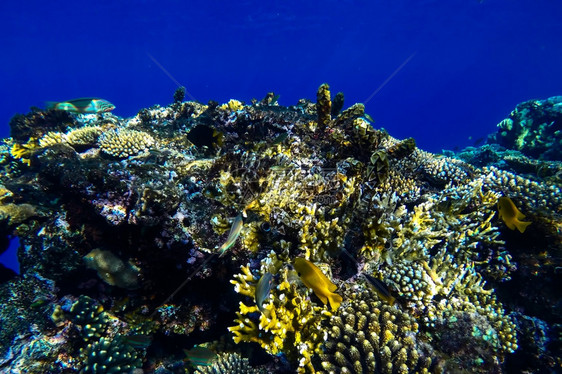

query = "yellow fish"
[293,257,342,311]
[497,196,531,233]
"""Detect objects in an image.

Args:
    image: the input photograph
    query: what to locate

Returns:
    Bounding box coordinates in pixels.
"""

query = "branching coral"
[2,87,557,373]
[98,128,155,158]
[194,352,267,374]
[229,252,331,373]
[66,126,104,147]
[315,289,432,373]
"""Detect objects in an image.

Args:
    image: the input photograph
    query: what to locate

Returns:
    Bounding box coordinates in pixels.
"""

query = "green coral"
[79,336,142,374]
[491,97,562,160]
[70,295,110,342]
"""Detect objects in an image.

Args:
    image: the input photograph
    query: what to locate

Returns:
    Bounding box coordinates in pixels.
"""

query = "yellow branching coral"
[218,99,244,112]
[360,192,407,262]
[10,138,40,166]
[229,252,331,373]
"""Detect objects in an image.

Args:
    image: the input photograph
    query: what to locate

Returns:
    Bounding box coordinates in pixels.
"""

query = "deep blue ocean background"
[1,0,561,272]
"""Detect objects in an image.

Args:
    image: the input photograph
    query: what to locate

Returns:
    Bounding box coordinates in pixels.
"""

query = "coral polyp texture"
[0,86,560,373]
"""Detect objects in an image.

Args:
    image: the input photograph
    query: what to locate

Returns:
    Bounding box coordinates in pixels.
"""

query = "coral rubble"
[0,87,560,373]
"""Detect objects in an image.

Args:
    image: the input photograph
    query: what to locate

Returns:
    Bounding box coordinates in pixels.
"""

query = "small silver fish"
[255,272,273,315]
[46,98,115,113]
[218,215,243,257]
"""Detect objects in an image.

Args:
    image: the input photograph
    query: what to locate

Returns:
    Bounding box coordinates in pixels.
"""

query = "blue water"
[1,0,561,271]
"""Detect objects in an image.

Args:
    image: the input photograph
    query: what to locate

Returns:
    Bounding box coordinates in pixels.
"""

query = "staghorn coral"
[194,352,267,374]
[98,128,155,158]
[315,289,433,374]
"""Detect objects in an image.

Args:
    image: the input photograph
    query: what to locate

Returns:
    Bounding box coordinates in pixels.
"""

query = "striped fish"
[183,346,217,366]
[46,98,115,113]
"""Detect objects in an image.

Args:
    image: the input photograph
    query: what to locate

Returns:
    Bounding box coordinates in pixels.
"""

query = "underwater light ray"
[364,52,417,104]
[146,52,198,102]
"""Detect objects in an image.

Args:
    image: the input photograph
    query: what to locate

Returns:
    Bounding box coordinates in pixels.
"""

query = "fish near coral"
[46,98,115,113]
[362,273,396,306]
[497,196,531,233]
[218,214,243,257]
[255,272,274,315]
[293,257,342,311]
[183,345,217,366]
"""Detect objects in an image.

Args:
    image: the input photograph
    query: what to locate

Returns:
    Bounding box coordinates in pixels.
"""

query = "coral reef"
[0,86,559,373]
[488,96,562,161]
